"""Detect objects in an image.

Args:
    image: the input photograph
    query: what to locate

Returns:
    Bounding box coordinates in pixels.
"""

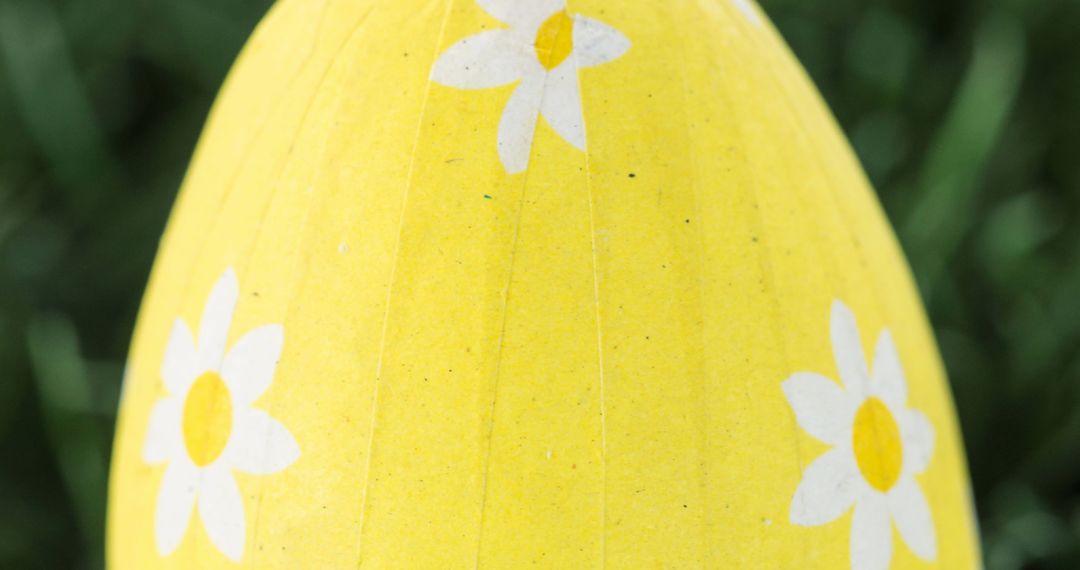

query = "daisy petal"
[162,319,198,395]
[889,477,938,561]
[431,30,533,89]
[540,63,585,150]
[120,365,133,403]
[198,268,239,372]
[220,324,284,406]
[198,466,246,562]
[226,409,301,475]
[851,493,894,570]
[870,330,907,408]
[154,459,198,556]
[900,409,935,475]
[790,447,861,526]
[831,300,870,397]
[477,0,564,32]
[572,15,631,68]
[143,398,183,464]
[732,0,763,26]
[782,372,856,445]
[497,71,545,174]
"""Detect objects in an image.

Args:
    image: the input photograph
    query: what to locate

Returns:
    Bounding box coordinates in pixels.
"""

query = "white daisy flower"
[783,300,937,570]
[142,268,299,562]
[430,0,631,173]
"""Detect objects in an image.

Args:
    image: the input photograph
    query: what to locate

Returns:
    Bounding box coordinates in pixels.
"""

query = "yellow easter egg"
[107,0,982,568]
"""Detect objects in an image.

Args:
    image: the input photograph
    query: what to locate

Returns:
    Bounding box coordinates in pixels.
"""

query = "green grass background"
[0,0,1077,567]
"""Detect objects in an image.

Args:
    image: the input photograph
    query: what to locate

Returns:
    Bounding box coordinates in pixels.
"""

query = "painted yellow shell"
[107,0,982,568]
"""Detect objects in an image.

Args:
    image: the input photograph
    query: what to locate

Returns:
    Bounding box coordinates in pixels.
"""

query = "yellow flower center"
[535,11,574,70]
[182,372,233,467]
[852,397,903,492]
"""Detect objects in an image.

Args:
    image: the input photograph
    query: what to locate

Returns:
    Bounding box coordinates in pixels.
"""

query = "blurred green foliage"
[0,0,272,566]
[0,0,1076,568]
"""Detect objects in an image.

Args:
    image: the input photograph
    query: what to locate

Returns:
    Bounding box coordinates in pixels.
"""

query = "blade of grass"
[25,313,106,569]
[0,0,122,219]
[900,13,1026,298]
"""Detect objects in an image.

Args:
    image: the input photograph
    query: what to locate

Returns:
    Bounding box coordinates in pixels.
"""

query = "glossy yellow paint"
[107,0,982,568]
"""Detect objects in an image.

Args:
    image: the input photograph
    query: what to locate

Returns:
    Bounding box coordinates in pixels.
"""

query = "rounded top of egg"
[108,0,982,568]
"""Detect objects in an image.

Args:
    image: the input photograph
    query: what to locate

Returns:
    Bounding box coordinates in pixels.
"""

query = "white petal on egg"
[197,268,240,372]
[540,62,586,150]
[850,492,894,570]
[497,70,546,174]
[143,397,183,465]
[870,329,907,409]
[225,409,301,475]
[477,0,565,36]
[900,408,935,475]
[790,447,861,526]
[161,319,198,395]
[572,15,631,69]
[198,465,247,562]
[830,300,870,398]
[431,30,534,89]
[782,372,856,445]
[888,477,938,561]
[220,324,284,407]
[731,0,763,26]
[154,459,198,556]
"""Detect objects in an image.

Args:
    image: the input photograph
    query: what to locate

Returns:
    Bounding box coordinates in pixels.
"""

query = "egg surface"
[108,1,982,568]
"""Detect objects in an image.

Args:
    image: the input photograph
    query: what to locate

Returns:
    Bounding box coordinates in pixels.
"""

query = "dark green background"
[0,0,1077,568]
